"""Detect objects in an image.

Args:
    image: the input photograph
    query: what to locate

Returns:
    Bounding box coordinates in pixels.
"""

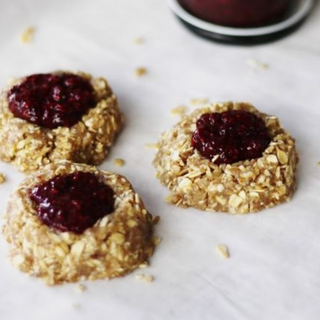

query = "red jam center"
[8,73,96,129]
[191,110,271,164]
[178,0,296,28]
[30,172,114,234]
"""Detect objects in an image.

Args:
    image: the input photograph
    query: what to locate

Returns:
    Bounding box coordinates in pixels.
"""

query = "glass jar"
[178,0,298,28]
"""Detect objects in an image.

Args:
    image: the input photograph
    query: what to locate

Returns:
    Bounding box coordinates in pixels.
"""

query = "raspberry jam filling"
[30,172,114,234]
[191,110,271,165]
[7,73,96,129]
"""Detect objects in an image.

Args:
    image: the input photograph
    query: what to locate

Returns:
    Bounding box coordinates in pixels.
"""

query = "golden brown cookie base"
[0,72,123,173]
[2,161,155,285]
[153,102,298,214]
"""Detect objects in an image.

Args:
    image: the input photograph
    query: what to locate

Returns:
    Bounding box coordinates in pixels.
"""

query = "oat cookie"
[2,161,155,285]
[0,72,123,172]
[153,102,298,213]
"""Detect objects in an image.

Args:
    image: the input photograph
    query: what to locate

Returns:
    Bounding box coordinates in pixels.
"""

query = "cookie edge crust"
[2,161,155,285]
[153,102,298,214]
[0,72,124,173]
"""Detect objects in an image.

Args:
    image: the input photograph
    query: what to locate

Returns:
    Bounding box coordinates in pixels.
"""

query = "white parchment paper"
[0,1,320,319]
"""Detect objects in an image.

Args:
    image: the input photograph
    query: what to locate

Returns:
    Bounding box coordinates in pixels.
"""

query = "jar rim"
[168,0,314,37]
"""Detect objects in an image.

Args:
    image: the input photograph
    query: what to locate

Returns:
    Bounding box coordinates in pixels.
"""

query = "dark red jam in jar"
[30,172,115,234]
[7,73,96,129]
[191,110,271,164]
[178,0,298,28]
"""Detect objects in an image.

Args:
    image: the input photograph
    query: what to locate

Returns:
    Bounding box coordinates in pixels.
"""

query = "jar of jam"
[170,0,314,44]
[178,0,298,28]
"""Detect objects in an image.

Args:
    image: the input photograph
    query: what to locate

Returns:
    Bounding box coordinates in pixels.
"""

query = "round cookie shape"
[0,72,123,172]
[153,102,298,214]
[3,161,155,285]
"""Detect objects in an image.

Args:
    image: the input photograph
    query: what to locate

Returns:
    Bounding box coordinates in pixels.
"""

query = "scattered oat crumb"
[190,98,208,106]
[139,261,149,269]
[152,236,162,246]
[135,274,154,282]
[135,67,147,77]
[215,244,230,259]
[145,143,160,150]
[317,161,320,166]
[171,105,188,117]
[0,173,6,184]
[71,303,80,309]
[134,37,144,45]
[76,283,87,292]
[144,275,154,283]
[246,59,269,71]
[114,158,125,167]
[20,26,35,44]
[152,216,161,225]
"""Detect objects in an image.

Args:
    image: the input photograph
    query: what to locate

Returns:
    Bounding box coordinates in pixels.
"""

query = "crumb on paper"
[190,98,208,106]
[145,143,160,150]
[134,37,144,45]
[139,261,149,269]
[0,173,6,184]
[20,26,35,44]
[71,303,80,309]
[135,67,147,77]
[215,244,230,259]
[135,274,154,282]
[152,215,160,225]
[114,158,125,167]
[317,161,320,166]
[152,236,162,246]
[77,283,87,292]
[246,59,269,71]
[171,105,188,117]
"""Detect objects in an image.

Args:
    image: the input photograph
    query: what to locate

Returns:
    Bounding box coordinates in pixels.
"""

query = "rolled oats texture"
[135,67,147,77]
[20,26,35,44]
[76,283,87,292]
[215,244,230,259]
[153,102,298,214]
[0,72,124,173]
[145,143,160,150]
[190,98,208,106]
[135,274,154,283]
[114,158,125,167]
[171,105,188,117]
[2,161,155,285]
[0,172,5,184]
